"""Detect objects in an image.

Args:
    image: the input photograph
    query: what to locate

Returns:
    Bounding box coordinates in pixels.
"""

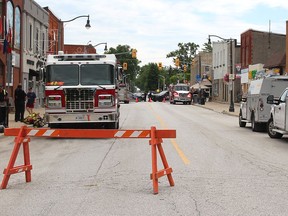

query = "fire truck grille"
[179,93,188,97]
[65,88,94,111]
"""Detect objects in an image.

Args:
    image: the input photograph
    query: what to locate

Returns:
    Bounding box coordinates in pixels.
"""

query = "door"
[274,89,287,129]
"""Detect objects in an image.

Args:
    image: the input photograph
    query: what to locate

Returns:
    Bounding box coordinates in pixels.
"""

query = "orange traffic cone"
[136,97,139,102]
[149,97,152,102]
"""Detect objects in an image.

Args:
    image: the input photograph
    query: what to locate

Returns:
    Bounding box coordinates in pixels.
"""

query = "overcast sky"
[35,0,288,66]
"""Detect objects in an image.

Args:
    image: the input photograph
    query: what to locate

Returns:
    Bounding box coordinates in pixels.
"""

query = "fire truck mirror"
[39,67,45,81]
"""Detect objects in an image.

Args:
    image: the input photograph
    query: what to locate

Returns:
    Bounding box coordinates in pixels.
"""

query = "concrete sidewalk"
[6,107,46,129]
[194,101,240,117]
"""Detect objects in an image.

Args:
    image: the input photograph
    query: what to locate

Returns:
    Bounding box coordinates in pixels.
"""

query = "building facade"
[0,0,24,98]
[0,0,48,108]
[240,29,286,94]
[22,0,48,106]
[211,40,241,103]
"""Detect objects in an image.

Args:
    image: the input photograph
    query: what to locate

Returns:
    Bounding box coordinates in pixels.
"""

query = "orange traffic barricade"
[1,126,176,194]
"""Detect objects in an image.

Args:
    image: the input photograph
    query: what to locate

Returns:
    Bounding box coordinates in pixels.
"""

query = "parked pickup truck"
[266,87,288,138]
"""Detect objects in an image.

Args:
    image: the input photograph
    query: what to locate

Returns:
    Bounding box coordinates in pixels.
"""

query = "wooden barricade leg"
[150,126,174,194]
[1,126,32,189]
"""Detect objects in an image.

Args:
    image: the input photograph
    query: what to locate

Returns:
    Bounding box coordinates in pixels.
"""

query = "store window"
[14,7,21,49]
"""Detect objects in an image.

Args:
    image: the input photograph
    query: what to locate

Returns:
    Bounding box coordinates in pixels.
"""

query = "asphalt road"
[1,101,288,216]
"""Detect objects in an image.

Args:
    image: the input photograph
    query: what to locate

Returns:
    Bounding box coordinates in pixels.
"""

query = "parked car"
[133,92,146,101]
[151,90,169,102]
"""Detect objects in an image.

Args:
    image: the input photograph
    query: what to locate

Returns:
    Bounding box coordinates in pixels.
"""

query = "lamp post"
[58,15,91,52]
[158,75,166,90]
[208,34,235,112]
[93,42,108,53]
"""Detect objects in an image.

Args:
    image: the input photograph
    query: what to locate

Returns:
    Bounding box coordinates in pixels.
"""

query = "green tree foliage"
[165,42,198,84]
[166,42,199,68]
[202,42,212,52]
[136,63,160,92]
[105,45,141,91]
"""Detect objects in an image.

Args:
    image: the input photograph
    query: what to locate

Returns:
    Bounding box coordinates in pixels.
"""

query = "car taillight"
[173,92,179,96]
[47,95,62,108]
[98,94,114,107]
[187,93,192,98]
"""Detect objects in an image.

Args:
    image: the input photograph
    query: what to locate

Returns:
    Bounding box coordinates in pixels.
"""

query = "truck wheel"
[267,118,283,139]
[251,114,261,132]
[239,111,246,127]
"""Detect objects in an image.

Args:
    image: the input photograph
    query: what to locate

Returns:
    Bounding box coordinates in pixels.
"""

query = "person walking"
[14,84,26,122]
[0,85,9,127]
[26,87,36,114]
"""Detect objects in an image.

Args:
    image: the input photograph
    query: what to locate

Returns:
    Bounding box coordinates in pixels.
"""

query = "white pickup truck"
[267,87,288,138]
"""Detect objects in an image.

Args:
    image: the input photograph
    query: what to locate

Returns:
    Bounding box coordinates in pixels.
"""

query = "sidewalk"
[194,101,240,117]
[6,106,46,129]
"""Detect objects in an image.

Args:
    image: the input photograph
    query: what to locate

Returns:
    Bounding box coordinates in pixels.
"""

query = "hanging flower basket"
[223,73,229,82]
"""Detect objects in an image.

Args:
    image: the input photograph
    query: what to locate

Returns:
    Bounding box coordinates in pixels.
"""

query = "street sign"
[229,74,235,80]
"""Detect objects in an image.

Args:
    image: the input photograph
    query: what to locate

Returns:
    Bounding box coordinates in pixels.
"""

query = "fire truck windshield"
[46,64,114,86]
[80,64,114,85]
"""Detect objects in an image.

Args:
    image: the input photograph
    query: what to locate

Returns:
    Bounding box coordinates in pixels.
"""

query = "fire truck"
[43,52,120,129]
[169,83,192,105]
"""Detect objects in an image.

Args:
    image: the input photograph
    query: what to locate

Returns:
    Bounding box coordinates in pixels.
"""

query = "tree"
[166,42,199,68]
[135,63,160,92]
[105,45,141,91]
[166,42,198,84]
[202,42,212,53]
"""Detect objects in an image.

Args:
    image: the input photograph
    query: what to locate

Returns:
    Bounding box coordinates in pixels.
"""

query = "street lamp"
[58,15,91,52]
[208,34,235,112]
[93,42,108,52]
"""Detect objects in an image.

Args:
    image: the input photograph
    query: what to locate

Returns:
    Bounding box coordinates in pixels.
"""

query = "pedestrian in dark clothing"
[0,85,8,127]
[148,92,152,101]
[26,87,36,114]
[14,84,26,122]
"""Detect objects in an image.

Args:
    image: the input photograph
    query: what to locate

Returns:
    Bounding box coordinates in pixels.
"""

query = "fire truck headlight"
[47,95,62,108]
[98,94,113,107]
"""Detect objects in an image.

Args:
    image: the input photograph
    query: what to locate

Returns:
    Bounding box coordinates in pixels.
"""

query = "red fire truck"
[43,52,120,129]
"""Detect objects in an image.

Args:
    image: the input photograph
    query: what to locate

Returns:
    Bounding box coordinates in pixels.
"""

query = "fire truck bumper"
[174,97,191,102]
[45,112,119,124]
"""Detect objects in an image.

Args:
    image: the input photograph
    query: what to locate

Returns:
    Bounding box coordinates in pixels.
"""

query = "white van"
[239,76,288,131]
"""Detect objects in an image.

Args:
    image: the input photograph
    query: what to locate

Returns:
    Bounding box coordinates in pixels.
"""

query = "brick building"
[240,29,286,94]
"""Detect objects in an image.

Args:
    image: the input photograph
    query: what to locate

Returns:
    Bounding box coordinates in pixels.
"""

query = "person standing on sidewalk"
[26,87,36,114]
[14,84,26,122]
[0,85,9,127]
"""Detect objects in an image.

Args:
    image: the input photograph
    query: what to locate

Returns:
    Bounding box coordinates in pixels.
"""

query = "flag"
[0,16,3,38]
[3,16,7,54]
[2,16,12,54]
[7,26,12,53]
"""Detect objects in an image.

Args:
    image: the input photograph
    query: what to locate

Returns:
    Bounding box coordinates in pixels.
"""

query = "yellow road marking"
[148,103,190,165]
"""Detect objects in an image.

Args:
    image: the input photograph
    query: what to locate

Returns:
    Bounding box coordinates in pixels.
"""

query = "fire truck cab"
[43,52,120,129]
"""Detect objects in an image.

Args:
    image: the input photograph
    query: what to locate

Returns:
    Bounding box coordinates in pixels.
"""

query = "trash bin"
[193,94,198,104]
[200,97,205,105]
[0,106,9,133]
